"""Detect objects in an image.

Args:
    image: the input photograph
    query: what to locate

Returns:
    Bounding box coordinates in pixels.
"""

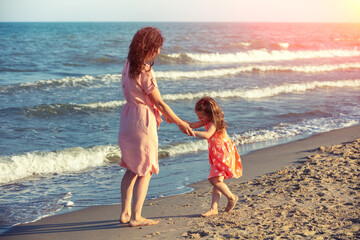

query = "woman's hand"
[164,115,173,123]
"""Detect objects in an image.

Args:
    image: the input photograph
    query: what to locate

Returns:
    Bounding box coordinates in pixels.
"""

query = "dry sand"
[185,139,360,239]
[1,125,360,240]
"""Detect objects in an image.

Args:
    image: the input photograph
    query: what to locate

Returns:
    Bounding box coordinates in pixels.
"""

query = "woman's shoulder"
[139,65,154,78]
[141,63,152,73]
[138,65,157,93]
[140,65,155,82]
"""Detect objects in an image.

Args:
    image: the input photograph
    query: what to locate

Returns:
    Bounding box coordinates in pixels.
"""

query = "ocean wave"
[276,110,333,119]
[227,41,290,50]
[161,79,360,101]
[0,100,127,118]
[0,74,122,94]
[278,43,289,49]
[25,100,126,116]
[0,68,38,73]
[5,79,359,116]
[0,145,120,185]
[164,49,360,64]
[1,115,358,185]
[156,62,360,80]
[233,117,359,147]
[2,62,359,94]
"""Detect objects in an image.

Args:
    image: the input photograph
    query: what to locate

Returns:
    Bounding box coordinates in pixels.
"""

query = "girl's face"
[195,110,210,124]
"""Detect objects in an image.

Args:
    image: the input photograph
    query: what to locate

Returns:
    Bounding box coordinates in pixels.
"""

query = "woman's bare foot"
[201,208,218,217]
[225,195,238,212]
[129,217,159,227]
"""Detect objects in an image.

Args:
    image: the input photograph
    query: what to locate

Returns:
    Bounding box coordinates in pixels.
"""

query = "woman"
[118,27,193,227]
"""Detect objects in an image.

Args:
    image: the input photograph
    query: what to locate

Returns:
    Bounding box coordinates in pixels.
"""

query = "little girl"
[189,96,243,217]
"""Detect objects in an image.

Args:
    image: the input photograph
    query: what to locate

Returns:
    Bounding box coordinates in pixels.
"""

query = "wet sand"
[1,125,359,240]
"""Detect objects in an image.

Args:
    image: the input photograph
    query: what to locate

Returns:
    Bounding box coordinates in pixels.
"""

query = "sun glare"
[347,0,360,22]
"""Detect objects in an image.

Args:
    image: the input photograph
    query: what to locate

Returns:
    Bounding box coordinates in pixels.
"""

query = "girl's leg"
[120,170,137,223]
[130,172,159,227]
[209,176,238,212]
[201,186,221,217]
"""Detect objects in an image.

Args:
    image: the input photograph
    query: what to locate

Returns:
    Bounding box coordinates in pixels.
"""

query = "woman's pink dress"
[118,61,162,176]
[206,123,243,180]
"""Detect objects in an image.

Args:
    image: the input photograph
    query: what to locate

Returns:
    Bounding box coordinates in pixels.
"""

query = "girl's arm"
[193,122,216,139]
[183,120,204,129]
[148,88,194,136]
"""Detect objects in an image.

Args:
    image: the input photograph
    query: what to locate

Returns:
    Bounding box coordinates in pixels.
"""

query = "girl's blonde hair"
[195,96,227,131]
[127,27,165,78]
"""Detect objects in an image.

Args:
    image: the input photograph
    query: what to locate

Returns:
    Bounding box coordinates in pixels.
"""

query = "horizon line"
[1,20,360,24]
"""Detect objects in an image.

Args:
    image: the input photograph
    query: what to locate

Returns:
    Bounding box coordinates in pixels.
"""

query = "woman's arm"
[193,122,216,139]
[148,88,194,136]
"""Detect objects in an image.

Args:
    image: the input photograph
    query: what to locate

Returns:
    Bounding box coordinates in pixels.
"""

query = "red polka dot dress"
[206,123,242,180]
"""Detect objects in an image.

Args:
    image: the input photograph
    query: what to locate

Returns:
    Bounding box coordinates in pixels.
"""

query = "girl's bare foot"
[129,217,159,227]
[120,213,131,223]
[201,208,218,217]
[225,195,238,212]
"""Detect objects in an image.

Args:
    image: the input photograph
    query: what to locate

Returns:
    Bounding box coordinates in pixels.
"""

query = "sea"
[0,22,359,233]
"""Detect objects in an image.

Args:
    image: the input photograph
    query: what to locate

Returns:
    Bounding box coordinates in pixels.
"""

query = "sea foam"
[0,145,120,184]
[156,62,360,80]
[165,49,360,63]
[161,79,360,101]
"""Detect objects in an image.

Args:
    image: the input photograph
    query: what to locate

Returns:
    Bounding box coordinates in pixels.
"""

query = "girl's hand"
[177,121,195,137]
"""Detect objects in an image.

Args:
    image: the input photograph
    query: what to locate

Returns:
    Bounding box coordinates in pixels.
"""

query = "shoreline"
[1,124,360,239]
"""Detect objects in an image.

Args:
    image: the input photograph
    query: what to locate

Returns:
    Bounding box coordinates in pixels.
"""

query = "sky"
[1,0,360,23]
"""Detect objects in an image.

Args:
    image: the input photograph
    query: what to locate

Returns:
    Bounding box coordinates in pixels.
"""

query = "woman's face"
[145,48,160,62]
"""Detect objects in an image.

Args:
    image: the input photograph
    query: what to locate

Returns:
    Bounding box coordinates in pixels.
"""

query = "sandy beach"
[1,125,359,240]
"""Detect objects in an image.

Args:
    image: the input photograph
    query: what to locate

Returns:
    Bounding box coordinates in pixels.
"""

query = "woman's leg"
[209,176,238,212]
[130,172,159,227]
[201,186,221,217]
[120,170,137,223]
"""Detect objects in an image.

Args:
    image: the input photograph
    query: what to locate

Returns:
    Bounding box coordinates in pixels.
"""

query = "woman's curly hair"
[195,96,227,132]
[127,27,165,78]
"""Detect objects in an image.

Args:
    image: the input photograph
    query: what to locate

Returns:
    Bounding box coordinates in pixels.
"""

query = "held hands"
[177,121,195,137]
[162,114,193,136]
